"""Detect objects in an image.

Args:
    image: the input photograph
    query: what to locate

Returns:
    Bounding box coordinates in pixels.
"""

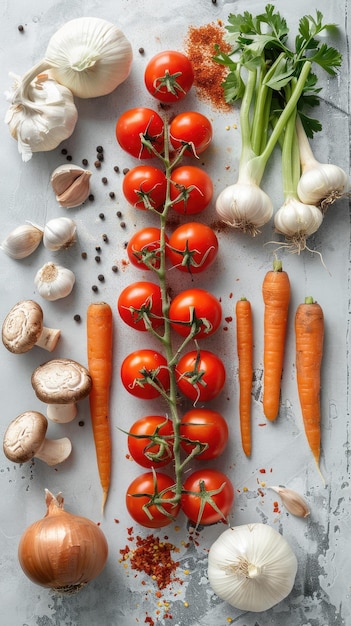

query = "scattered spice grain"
[82,158,89,166]
[95,255,101,263]
[96,145,104,153]
[98,274,105,282]
[122,534,180,590]
[102,234,109,243]
[89,194,95,201]
[112,265,118,273]
[73,314,81,322]
[94,160,101,168]
[139,47,145,54]
[61,148,68,155]
[18,25,24,32]
[66,155,72,161]
[97,153,104,162]
[99,213,105,220]
[109,191,116,199]
[102,177,108,184]
[185,22,231,111]
[116,211,122,218]
[92,285,98,292]
[78,421,85,427]
[114,166,120,173]
[81,251,88,259]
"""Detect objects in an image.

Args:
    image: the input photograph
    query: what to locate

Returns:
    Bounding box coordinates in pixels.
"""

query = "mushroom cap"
[2,300,44,354]
[31,358,92,404]
[3,411,48,463]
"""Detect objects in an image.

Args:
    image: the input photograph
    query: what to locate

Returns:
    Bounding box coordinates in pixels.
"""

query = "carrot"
[87,302,113,513]
[295,296,324,471]
[262,259,291,421]
[236,297,253,456]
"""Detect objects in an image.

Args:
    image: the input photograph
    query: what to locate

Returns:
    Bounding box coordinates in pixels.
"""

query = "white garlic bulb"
[274,197,323,251]
[216,183,273,235]
[43,217,77,251]
[5,69,78,162]
[208,523,298,612]
[1,223,43,259]
[34,262,75,301]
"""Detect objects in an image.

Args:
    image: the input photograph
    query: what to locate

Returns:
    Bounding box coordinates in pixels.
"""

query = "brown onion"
[18,489,108,593]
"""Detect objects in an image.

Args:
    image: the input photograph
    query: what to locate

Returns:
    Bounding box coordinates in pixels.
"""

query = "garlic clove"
[43,217,77,251]
[34,262,75,301]
[268,486,310,518]
[1,223,43,259]
[51,164,92,208]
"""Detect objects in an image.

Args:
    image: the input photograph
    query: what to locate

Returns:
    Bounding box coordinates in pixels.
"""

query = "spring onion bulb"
[207,523,298,612]
[296,117,348,210]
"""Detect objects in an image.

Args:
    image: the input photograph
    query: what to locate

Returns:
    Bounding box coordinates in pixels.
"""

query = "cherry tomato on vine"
[170,112,212,155]
[122,165,167,211]
[180,409,229,460]
[128,415,174,468]
[167,223,218,273]
[116,107,164,159]
[144,50,194,103]
[127,227,168,271]
[126,471,180,528]
[175,349,226,402]
[169,288,222,339]
[121,349,170,399]
[117,281,163,331]
[181,469,234,526]
[170,166,213,215]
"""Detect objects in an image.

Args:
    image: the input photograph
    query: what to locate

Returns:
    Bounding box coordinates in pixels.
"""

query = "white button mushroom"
[3,411,72,466]
[2,300,61,353]
[31,358,92,423]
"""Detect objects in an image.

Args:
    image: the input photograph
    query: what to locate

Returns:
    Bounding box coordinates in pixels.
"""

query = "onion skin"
[18,490,108,593]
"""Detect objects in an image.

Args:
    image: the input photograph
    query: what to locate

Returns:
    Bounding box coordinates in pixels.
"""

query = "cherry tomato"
[169,289,222,339]
[126,471,180,528]
[170,166,213,215]
[122,165,167,211]
[117,281,163,331]
[116,108,164,159]
[170,112,212,155]
[127,227,168,271]
[128,415,174,468]
[175,349,226,402]
[181,469,234,525]
[144,50,194,103]
[167,223,218,273]
[180,409,229,460]
[121,349,170,399]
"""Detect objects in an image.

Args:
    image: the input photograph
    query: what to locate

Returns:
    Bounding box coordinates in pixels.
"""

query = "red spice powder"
[185,21,232,111]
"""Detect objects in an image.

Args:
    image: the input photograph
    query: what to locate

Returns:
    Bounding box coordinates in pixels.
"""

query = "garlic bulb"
[34,262,75,301]
[1,223,43,259]
[5,70,78,162]
[43,217,77,251]
[51,164,92,208]
[208,523,298,612]
[274,197,323,252]
[216,183,273,235]
[18,489,108,593]
[45,17,133,98]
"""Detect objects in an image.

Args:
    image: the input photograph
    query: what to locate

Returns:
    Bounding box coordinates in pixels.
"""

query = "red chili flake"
[223,326,228,331]
[259,468,266,473]
[145,617,155,625]
[229,292,233,298]
[257,488,264,497]
[127,534,180,590]
[258,423,267,427]
[225,316,233,323]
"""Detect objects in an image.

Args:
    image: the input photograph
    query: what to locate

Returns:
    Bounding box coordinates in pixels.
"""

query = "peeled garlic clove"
[268,486,310,518]
[34,262,75,301]
[1,223,43,259]
[51,164,92,208]
[43,217,77,251]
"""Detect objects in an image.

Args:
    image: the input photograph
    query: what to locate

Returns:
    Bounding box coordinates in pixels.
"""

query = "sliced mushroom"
[31,358,92,423]
[2,300,61,354]
[3,411,72,466]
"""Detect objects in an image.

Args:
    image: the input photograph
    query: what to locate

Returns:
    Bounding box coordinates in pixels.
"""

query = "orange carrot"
[295,296,324,470]
[87,302,113,513]
[262,259,291,421]
[235,297,253,456]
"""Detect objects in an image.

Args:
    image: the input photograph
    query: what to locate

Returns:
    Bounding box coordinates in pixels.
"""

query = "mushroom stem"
[35,437,72,465]
[35,326,61,352]
[47,403,77,423]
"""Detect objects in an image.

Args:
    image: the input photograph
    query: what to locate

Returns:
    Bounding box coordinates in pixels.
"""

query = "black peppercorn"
[82,158,88,166]
[18,24,24,32]
[116,211,122,218]
[97,152,104,162]
[109,191,115,199]
[92,285,98,292]
[81,251,88,259]
[114,166,120,173]
[112,265,118,273]
[99,212,105,220]
[96,145,104,153]
[95,245,102,252]
[102,177,108,184]
[95,255,101,263]
[98,274,105,282]
[120,221,126,228]
[102,234,108,242]
[88,194,95,201]
[73,314,81,322]
[61,148,68,155]
[78,421,85,427]
[94,160,101,168]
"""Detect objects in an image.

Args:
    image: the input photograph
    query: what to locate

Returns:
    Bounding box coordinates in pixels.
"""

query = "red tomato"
[122,165,167,211]
[121,349,170,399]
[126,471,180,528]
[128,415,174,468]
[169,289,222,339]
[181,469,234,525]
[180,409,229,460]
[117,281,163,331]
[170,166,213,215]
[170,112,212,155]
[144,50,194,103]
[116,108,164,159]
[127,227,169,271]
[175,350,226,402]
[167,223,218,273]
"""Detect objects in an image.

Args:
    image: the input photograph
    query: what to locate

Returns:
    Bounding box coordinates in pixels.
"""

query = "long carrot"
[235,297,253,456]
[87,302,113,514]
[262,259,291,421]
[295,296,324,471]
